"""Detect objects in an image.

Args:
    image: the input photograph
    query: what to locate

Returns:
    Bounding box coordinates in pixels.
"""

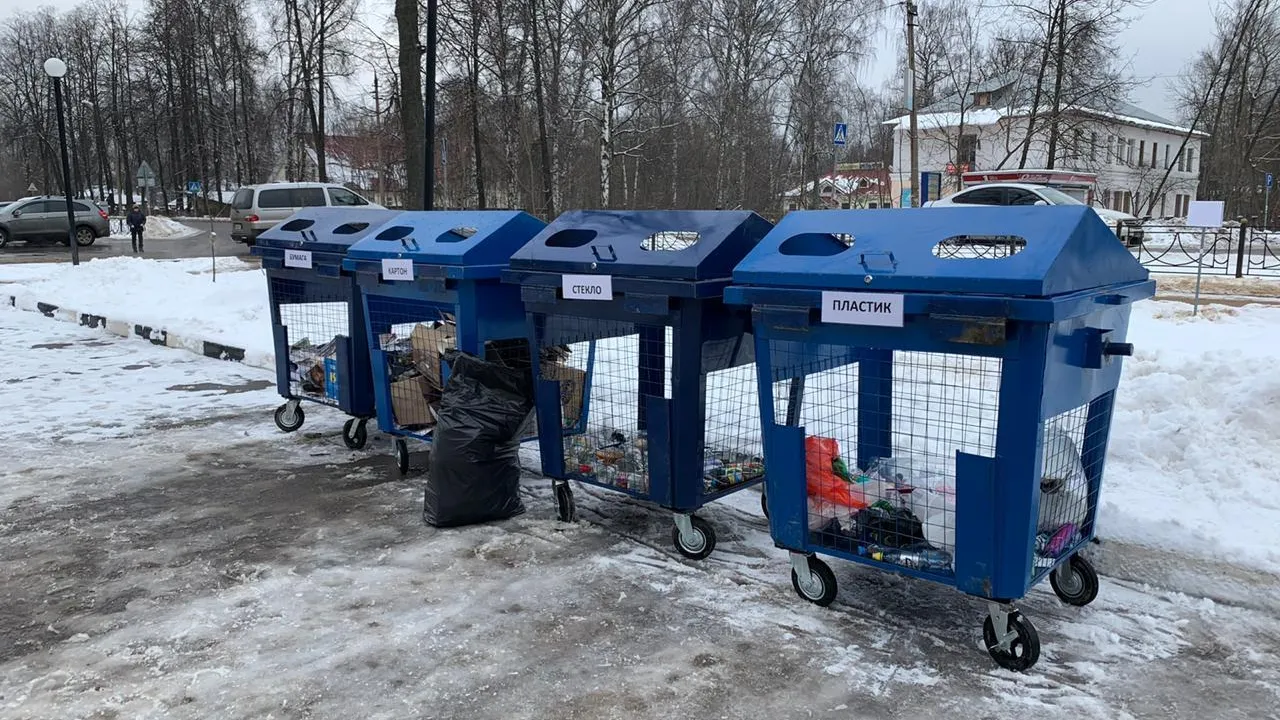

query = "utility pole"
[906,0,920,208]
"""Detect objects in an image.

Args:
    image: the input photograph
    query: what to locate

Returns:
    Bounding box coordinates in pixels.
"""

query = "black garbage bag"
[424,350,534,527]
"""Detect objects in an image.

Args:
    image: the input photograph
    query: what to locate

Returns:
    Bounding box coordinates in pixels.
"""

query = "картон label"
[284,249,312,269]
[820,291,905,327]
[562,274,613,300]
[381,258,415,281]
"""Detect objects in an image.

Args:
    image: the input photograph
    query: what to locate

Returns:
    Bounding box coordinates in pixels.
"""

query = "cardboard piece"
[545,364,587,426]
[411,322,456,392]
[391,375,436,427]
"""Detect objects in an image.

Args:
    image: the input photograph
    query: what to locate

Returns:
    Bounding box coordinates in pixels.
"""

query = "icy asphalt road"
[2,306,1279,720]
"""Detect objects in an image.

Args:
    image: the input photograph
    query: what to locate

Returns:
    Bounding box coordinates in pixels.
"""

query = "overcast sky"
[11,0,1219,121]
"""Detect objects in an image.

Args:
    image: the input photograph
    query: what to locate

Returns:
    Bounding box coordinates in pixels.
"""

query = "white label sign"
[381,258,415,281]
[1186,200,1225,229]
[562,274,613,300]
[284,249,312,269]
[821,291,905,327]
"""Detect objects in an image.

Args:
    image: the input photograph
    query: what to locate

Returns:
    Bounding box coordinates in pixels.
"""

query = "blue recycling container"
[342,210,547,475]
[252,207,404,449]
[724,206,1154,671]
[502,210,774,560]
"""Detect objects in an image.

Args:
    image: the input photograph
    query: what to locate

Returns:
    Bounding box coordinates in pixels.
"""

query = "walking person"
[126,204,146,253]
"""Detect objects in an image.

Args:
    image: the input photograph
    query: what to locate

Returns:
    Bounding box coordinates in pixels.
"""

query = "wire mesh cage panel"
[702,361,764,498]
[367,296,537,437]
[272,276,352,408]
[550,320,659,499]
[1030,399,1106,582]
[771,345,1002,578]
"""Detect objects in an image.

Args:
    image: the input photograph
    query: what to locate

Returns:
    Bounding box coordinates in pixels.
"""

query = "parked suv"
[229,182,384,245]
[0,196,110,248]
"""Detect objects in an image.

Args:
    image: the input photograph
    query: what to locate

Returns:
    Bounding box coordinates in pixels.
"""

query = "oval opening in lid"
[436,226,478,243]
[376,225,413,241]
[280,219,315,232]
[778,232,854,256]
[546,228,597,248]
[333,222,370,235]
[641,231,699,251]
[932,235,1027,259]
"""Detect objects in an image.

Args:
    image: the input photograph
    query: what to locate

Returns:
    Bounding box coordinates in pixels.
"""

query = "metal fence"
[1133,222,1280,277]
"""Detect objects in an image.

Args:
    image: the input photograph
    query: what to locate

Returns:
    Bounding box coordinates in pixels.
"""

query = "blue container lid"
[344,210,546,277]
[253,208,405,261]
[732,206,1150,297]
[507,210,773,281]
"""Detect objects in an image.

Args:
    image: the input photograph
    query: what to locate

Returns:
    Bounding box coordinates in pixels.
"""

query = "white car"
[924,182,1143,245]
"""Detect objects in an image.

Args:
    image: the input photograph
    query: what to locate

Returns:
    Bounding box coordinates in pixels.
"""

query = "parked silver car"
[0,196,110,248]
[229,182,384,245]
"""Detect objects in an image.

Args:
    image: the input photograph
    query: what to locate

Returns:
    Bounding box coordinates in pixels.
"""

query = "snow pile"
[0,256,272,356]
[108,215,200,240]
[1102,300,1280,573]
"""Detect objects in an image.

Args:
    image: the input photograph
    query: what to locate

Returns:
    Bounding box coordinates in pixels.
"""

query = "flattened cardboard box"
[411,323,456,392]
[391,375,436,427]
[545,364,587,426]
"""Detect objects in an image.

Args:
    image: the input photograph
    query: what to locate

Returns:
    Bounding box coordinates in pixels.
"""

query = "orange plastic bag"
[806,436,868,509]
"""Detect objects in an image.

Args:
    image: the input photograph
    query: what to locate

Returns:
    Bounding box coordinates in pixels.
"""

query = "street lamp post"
[44,57,78,266]
[424,0,437,211]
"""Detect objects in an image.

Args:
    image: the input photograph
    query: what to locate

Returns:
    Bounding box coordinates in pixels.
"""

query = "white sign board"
[381,258,414,281]
[1186,200,1225,229]
[284,249,312,269]
[562,274,613,300]
[821,291,905,327]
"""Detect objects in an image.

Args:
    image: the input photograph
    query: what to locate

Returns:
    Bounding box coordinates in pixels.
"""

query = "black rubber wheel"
[554,482,577,522]
[672,516,717,560]
[394,438,409,475]
[983,610,1041,672]
[75,226,96,246]
[761,488,770,519]
[342,418,368,450]
[1050,554,1099,607]
[273,402,304,432]
[0,228,9,248]
[790,555,838,606]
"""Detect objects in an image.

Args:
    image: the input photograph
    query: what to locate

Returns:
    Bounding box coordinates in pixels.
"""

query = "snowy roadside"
[107,215,202,241]
[3,307,1280,719]
[3,258,1280,576]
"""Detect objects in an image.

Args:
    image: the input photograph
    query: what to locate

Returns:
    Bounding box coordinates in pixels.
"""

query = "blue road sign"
[1267,173,1273,189]
[833,123,847,147]
[186,180,202,194]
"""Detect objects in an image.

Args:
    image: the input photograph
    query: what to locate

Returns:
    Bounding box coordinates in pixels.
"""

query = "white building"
[887,77,1207,218]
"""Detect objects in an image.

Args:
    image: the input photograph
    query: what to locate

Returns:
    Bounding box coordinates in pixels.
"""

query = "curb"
[5,292,274,372]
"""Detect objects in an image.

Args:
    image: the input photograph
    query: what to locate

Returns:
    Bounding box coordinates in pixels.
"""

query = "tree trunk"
[1044,0,1068,169]
[470,3,487,209]
[396,0,425,209]
[529,0,555,217]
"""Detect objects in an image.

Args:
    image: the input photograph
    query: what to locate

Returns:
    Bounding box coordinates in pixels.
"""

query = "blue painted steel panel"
[733,206,1150,297]
[508,209,773,281]
[254,208,404,271]
[344,210,546,277]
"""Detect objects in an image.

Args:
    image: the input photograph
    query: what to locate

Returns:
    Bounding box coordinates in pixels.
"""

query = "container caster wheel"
[983,606,1040,672]
[393,438,409,476]
[554,481,577,523]
[342,418,368,450]
[790,554,837,606]
[274,401,304,432]
[672,515,716,560]
[1050,554,1099,607]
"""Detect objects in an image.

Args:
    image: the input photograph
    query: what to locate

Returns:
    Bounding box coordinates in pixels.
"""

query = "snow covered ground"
[3,305,1280,719]
[108,215,202,241]
[0,257,274,361]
